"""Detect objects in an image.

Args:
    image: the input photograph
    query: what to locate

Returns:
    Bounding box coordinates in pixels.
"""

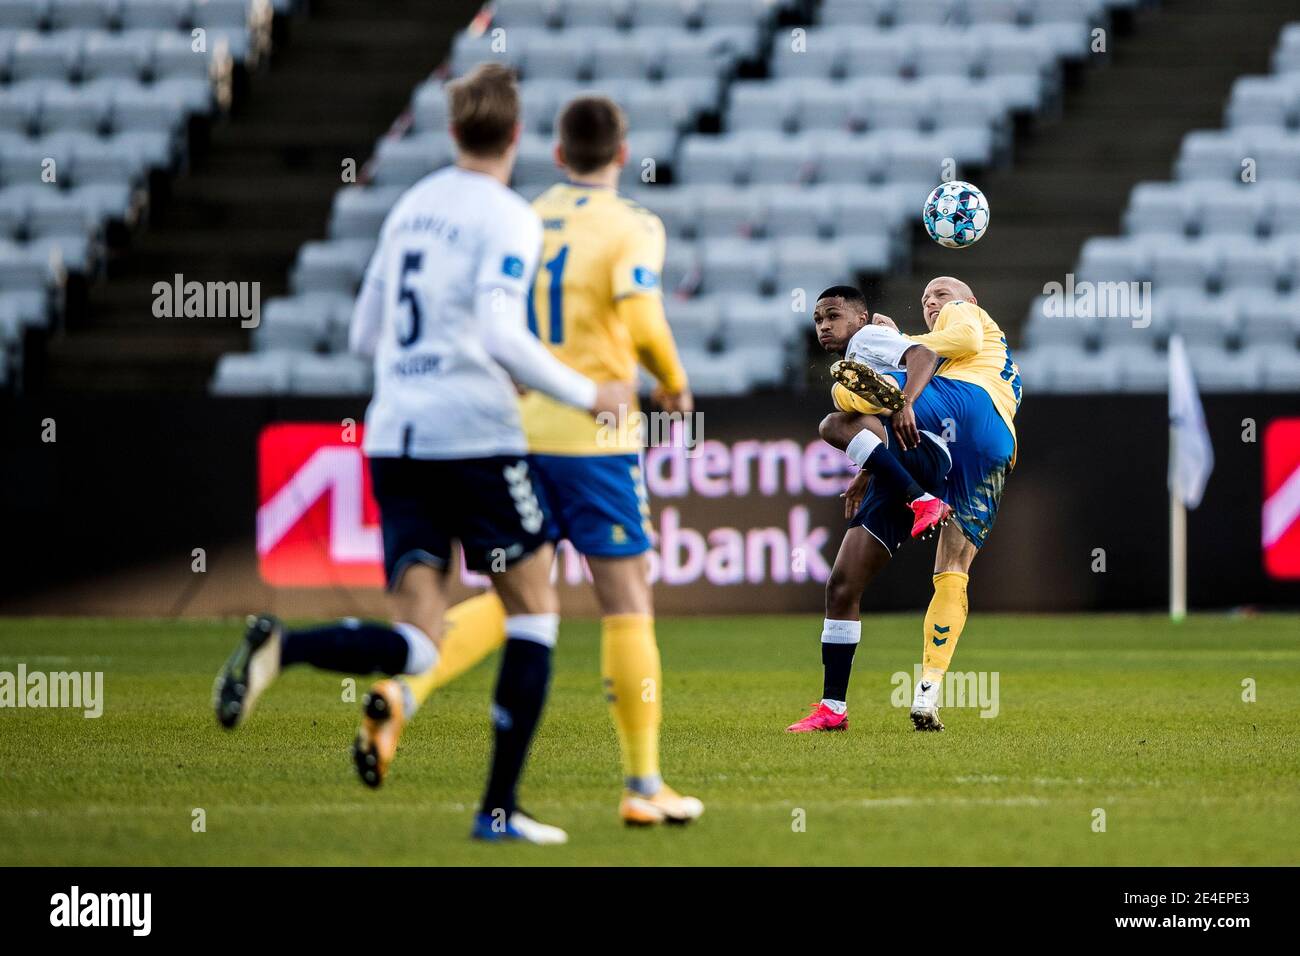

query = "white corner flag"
[1168,335,1214,621]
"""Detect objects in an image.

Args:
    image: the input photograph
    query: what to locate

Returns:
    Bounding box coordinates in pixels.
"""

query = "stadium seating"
[226,0,1137,396]
[0,0,283,387]
[1019,20,1300,392]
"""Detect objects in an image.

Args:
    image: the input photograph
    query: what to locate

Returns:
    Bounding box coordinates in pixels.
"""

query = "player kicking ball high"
[787,287,956,733]
[213,64,630,845]
[353,94,704,828]
[788,280,1019,732]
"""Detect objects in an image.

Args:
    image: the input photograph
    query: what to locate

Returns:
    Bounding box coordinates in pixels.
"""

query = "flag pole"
[1169,422,1187,622]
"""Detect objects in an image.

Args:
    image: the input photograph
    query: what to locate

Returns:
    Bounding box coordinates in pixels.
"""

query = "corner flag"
[1168,335,1214,620]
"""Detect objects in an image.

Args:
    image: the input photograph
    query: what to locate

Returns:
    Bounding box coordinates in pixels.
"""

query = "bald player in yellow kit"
[809,276,1021,732]
[354,95,704,826]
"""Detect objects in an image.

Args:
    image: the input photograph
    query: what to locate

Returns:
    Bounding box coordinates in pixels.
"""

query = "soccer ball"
[922,181,990,249]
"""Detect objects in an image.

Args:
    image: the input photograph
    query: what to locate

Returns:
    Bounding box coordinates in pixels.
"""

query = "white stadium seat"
[210,350,294,395]
[289,352,373,395]
[701,237,774,294]
[327,186,404,240]
[289,239,374,296]
[0,0,50,30]
[118,0,191,31]
[49,0,120,30]
[491,0,558,30]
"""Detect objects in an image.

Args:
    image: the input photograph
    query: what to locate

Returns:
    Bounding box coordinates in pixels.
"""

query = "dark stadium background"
[4,391,1298,614]
[2,0,1298,615]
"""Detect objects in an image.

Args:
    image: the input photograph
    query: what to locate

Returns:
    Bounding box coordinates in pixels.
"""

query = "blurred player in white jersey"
[213,64,629,845]
[354,95,703,828]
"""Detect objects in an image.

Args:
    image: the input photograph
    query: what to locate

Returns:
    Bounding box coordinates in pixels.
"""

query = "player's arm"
[478,287,604,411]
[612,212,691,409]
[620,294,689,401]
[348,244,386,358]
[892,343,940,450]
[905,302,982,359]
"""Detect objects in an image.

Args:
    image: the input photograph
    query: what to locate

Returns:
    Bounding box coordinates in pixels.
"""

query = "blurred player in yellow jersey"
[354,94,704,826]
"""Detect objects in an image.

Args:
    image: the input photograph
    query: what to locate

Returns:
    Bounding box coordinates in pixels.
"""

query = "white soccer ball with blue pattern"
[922,181,990,249]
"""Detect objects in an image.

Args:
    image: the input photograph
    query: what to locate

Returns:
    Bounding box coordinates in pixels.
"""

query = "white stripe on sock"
[394,621,438,674]
[506,613,559,648]
[821,618,861,645]
[846,429,883,468]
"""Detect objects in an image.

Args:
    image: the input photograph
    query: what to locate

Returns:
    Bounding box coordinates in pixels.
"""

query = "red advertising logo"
[257,423,384,587]
[1263,418,1300,580]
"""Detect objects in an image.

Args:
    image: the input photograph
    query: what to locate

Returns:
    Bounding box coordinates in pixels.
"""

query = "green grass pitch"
[1,614,1297,866]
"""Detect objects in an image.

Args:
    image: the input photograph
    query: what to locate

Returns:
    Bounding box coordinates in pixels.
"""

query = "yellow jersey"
[520,183,687,455]
[831,301,1021,462]
[906,301,1020,452]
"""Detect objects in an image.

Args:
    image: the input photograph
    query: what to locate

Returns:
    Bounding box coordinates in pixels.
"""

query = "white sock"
[821,618,862,645]
[394,622,439,674]
[915,492,935,503]
[845,430,883,468]
[626,774,662,797]
[819,620,859,715]
[505,613,559,648]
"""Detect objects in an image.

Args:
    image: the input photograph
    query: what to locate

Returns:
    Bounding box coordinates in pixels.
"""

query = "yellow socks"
[404,592,507,711]
[401,600,666,793]
[921,572,969,685]
[601,614,662,789]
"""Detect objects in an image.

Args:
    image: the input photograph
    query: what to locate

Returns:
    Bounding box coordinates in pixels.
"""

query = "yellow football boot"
[619,784,705,826]
[352,678,407,788]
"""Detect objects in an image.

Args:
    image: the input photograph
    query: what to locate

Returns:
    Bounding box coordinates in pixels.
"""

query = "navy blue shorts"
[368,455,552,588]
[530,452,652,557]
[889,373,1016,550]
[850,432,952,554]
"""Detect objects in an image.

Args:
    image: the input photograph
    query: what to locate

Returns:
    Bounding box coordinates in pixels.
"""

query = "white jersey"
[845,323,914,375]
[352,166,543,460]
[844,323,949,453]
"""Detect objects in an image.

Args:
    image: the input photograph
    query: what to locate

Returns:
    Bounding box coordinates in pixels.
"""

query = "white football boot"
[471,809,569,845]
[213,615,283,729]
[910,676,945,732]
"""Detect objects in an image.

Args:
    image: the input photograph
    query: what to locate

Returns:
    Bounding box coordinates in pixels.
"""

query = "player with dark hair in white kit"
[213,64,630,845]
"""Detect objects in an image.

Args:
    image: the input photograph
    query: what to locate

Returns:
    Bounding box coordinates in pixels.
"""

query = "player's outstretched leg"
[831,358,907,412]
[836,418,953,541]
[787,526,890,733]
[353,592,508,788]
[909,496,954,540]
[214,612,435,730]
[213,614,282,729]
